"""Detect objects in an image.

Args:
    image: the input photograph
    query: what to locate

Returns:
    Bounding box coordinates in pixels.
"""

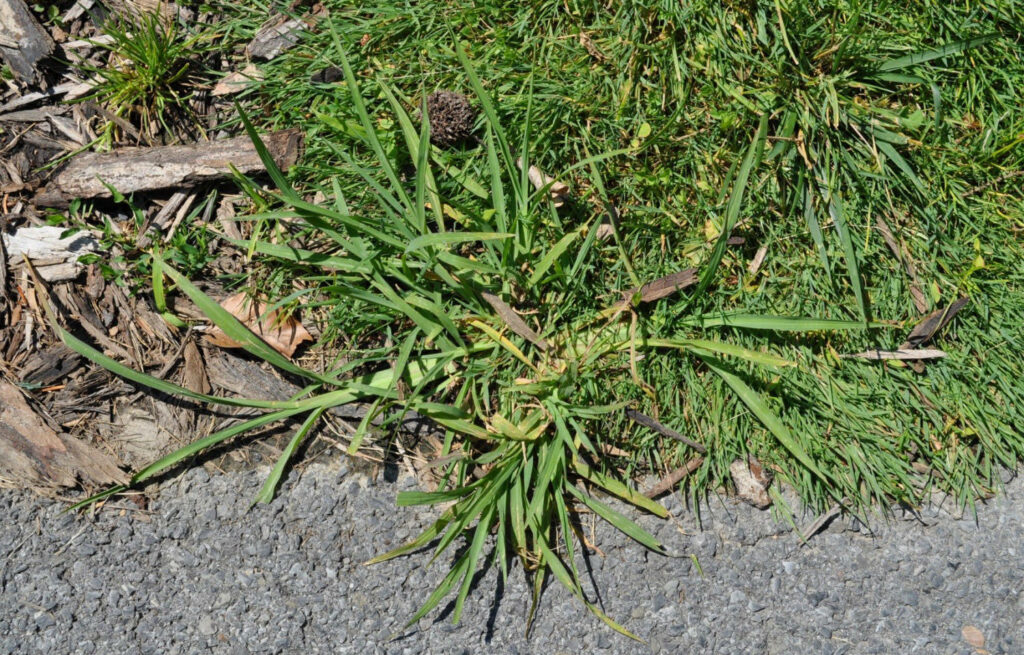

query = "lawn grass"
[70,0,1023,637]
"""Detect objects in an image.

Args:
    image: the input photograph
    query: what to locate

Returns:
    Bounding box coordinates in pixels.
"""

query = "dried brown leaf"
[204,292,312,358]
[901,297,969,349]
[516,158,569,207]
[629,269,698,304]
[181,339,210,395]
[625,408,706,453]
[961,625,985,649]
[730,456,773,509]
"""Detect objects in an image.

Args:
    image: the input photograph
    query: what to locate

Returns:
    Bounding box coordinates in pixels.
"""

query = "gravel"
[1,462,1022,654]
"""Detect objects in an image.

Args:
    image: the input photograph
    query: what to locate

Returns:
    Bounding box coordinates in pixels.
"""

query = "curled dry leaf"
[516,157,569,207]
[204,292,312,358]
[730,456,773,509]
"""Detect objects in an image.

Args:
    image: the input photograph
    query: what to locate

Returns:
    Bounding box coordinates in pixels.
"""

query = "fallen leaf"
[841,349,947,361]
[204,292,312,357]
[594,222,615,241]
[961,625,984,649]
[901,297,970,349]
[516,158,569,207]
[181,340,211,394]
[730,456,773,509]
[631,269,699,304]
[625,408,706,453]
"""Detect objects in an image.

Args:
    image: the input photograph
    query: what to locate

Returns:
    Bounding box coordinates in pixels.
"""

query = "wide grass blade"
[405,231,514,254]
[824,183,868,322]
[701,355,831,486]
[681,313,873,331]
[877,34,996,71]
[567,484,665,553]
[158,257,340,385]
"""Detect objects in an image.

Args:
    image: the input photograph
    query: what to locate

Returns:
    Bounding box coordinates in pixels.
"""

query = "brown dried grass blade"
[480,291,549,351]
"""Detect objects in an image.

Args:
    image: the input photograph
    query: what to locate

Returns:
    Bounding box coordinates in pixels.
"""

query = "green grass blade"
[825,185,868,322]
[134,407,308,484]
[876,140,927,197]
[453,503,496,623]
[235,103,299,203]
[801,174,831,278]
[639,337,794,369]
[572,459,669,518]
[693,115,768,301]
[877,34,996,71]
[58,325,289,409]
[253,408,324,505]
[529,225,584,287]
[681,313,872,331]
[701,355,830,486]
[405,231,514,254]
[158,258,337,385]
[567,484,665,553]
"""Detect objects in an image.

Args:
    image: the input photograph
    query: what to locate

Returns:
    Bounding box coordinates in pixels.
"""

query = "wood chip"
[246,15,307,60]
[211,63,264,97]
[0,0,55,84]
[34,129,303,207]
[0,382,126,489]
[3,226,98,281]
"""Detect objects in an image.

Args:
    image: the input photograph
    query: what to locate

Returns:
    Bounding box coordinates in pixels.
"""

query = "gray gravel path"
[1,462,1021,654]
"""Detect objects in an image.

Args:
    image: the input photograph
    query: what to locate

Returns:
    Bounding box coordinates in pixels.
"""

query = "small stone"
[34,613,56,629]
[198,615,216,636]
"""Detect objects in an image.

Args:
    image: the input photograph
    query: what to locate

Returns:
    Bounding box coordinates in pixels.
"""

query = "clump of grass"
[72,10,212,144]
[61,0,1024,641]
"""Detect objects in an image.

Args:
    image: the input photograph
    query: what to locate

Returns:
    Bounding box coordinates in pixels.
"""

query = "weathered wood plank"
[34,129,304,207]
[0,0,55,84]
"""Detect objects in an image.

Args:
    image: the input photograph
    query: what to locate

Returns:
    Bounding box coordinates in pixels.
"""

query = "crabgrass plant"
[60,44,874,636]
[60,2,1024,638]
